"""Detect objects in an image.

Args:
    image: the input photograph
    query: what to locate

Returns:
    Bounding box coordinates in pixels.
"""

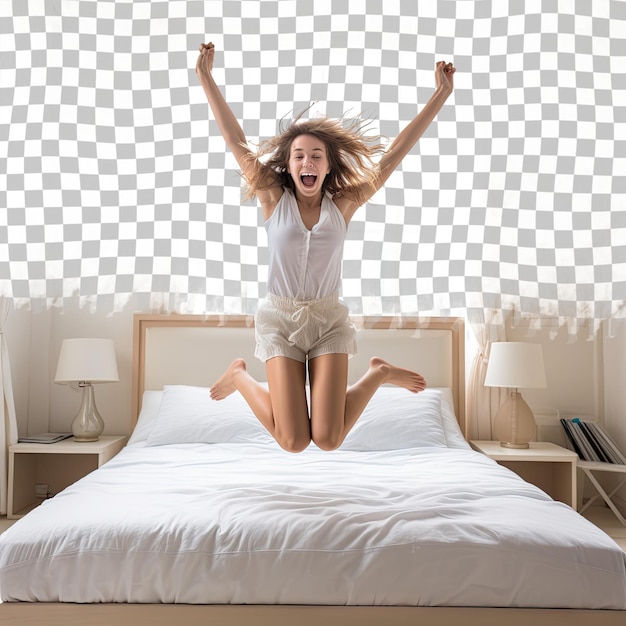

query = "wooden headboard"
[132,314,466,435]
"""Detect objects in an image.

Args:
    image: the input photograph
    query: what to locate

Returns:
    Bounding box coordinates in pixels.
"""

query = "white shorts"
[254,292,357,363]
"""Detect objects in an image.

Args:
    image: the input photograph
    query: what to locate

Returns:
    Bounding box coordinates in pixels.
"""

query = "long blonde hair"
[242,111,385,206]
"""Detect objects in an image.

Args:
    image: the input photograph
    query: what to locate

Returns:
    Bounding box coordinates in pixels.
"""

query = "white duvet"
[1,441,625,608]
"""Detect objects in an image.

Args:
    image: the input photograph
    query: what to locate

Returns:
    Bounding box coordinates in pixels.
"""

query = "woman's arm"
[195,43,281,206]
[196,43,252,170]
[336,61,455,219]
[376,61,455,187]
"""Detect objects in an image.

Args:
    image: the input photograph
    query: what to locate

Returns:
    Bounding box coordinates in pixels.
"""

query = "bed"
[0,313,625,626]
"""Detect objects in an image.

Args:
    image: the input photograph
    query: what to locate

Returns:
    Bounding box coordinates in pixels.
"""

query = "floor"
[1,505,625,549]
[0,516,16,534]
[580,505,626,551]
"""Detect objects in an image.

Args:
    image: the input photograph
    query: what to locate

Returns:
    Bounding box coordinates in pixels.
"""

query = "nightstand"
[470,440,578,508]
[7,435,127,519]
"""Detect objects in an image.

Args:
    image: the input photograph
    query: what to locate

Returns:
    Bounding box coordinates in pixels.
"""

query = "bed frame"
[2,313,624,626]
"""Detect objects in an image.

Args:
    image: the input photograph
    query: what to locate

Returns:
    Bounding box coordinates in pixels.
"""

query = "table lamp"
[55,338,119,442]
[484,342,547,449]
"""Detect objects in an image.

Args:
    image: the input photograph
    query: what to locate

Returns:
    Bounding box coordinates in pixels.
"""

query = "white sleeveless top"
[265,188,347,300]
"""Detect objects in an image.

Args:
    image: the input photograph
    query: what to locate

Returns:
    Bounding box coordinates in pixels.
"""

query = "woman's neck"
[294,190,323,212]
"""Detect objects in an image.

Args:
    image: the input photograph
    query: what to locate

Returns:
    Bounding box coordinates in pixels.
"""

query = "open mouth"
[301,173,318,187]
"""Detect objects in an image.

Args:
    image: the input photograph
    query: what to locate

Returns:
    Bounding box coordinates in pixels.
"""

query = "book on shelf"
[18,432,73,444]
[560,418,626,464]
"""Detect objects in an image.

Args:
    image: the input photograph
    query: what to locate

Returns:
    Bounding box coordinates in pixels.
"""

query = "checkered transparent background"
[1,0,625,329]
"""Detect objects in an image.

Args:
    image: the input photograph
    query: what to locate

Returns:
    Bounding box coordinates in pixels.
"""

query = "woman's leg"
[210,356,311,452]
[308,353,349,451]
[265,356,311,452]
[309,354,426,451]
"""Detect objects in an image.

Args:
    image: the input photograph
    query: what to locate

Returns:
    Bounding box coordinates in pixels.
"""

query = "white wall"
[5,300,135,437]
[506,320,600,422]
[601,318,626,503]
[603,318,626,447]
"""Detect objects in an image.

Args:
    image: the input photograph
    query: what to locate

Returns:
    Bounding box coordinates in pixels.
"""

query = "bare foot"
[210,358,247,400]
[369,357,426,393]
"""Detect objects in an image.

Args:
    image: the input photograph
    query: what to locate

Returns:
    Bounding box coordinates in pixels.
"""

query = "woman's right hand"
[196,42,215,80]
[434,60,455,96]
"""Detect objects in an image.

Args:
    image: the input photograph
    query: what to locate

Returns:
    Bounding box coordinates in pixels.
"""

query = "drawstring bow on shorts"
[287,299,328,345]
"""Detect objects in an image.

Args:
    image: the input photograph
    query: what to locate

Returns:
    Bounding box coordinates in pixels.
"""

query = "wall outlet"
[35,483,49,499]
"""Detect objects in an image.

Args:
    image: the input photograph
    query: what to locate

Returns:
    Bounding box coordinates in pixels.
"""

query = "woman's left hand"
[435,61,455,95]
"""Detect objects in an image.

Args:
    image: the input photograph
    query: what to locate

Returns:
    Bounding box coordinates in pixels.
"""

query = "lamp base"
[492,391,536,449]
[72,383,105,442]
[73,436,100,443]
[500,440,530,449]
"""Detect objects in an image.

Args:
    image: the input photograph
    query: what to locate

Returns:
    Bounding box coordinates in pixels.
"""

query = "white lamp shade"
[55,338,119,383]
[484,342,546,389]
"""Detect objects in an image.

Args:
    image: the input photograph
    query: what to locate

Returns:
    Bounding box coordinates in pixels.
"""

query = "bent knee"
[313,438,342,451]
[275,432,311,453]
[312,428,343,451]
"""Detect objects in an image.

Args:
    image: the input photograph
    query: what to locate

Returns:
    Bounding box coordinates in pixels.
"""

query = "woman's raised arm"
[376,61,455,186]
[337,61,455,219]
[195,44,264,182]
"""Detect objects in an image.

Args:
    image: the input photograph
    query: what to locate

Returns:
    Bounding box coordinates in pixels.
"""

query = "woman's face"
[287,134,331,200]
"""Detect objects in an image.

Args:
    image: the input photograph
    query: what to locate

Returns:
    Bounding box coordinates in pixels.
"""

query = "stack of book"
[561,418,626,464]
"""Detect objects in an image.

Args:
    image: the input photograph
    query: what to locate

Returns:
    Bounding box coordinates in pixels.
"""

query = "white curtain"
[0,298,18,515]
[466,312,508,440]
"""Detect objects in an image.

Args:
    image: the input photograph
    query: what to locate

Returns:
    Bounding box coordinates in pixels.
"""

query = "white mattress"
[1,441,625,608]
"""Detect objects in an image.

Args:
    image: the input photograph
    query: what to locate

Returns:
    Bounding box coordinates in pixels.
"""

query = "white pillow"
[127,390,164,446]
[341,387,449,451]
[145,385,273,447]
[139,385,463,451]
[434,387,471,449]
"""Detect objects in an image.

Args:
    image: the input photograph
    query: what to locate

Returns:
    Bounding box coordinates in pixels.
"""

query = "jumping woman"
[196,42,455,452]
